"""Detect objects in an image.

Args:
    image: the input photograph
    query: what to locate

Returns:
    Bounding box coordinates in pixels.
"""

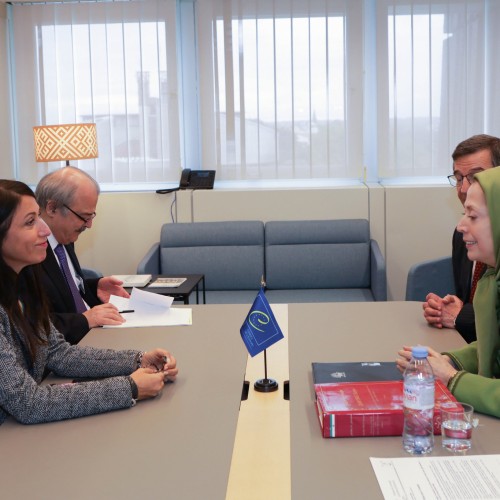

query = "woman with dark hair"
[0,180,177,425]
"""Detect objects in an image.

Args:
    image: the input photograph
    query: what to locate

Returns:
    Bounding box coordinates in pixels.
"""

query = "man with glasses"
[36,166,128,343]
[423,134,500,342]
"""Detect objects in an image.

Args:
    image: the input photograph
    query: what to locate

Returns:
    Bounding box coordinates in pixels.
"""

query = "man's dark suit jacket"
[40,243,102,344]
[452,228,485,343]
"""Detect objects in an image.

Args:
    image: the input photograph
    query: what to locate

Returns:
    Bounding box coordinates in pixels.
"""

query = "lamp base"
[254,378,279,393]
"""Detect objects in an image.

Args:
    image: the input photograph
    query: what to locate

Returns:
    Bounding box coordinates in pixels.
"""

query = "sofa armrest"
[137,243,160,274]
[370,239,387,301]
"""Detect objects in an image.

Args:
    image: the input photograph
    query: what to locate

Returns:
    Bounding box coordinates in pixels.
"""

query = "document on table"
[370,455,500,500]
[106,288,192,328]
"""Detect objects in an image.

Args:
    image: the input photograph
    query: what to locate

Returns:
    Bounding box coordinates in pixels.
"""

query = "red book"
[315,380,456,438]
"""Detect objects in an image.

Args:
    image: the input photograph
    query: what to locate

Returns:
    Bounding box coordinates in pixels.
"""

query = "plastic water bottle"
[402,346,435,454]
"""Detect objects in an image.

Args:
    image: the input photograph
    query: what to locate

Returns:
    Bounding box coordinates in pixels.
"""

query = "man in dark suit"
[423,134,500,343]
[36,167,128,344]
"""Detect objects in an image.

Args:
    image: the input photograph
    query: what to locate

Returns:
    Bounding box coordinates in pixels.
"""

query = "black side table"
[141,274,206,304]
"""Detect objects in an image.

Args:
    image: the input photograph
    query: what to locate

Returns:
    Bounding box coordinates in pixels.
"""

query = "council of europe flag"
[240,287,284,357]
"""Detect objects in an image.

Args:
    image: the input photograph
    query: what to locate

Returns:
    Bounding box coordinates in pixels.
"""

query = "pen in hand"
[119,310,135,314]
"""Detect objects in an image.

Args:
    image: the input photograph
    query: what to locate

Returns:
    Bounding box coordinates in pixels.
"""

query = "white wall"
[192,185,369,222]
[384,185,462,299]
[75,186,370,275]
[75,191,175,275]
[74,184,460,301]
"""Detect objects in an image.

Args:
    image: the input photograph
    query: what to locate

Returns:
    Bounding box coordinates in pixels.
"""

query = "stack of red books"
[313,362,457,438]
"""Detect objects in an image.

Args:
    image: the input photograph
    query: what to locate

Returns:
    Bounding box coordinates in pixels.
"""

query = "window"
[377,0,500,179]
[8,0,500,188]
[10,0,179,187]
[195,0,364,180]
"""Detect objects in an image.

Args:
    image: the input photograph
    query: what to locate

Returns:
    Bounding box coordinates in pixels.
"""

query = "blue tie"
[53,244,87,314]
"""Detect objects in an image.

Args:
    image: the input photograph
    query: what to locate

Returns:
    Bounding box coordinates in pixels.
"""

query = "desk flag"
[240,287,284,357]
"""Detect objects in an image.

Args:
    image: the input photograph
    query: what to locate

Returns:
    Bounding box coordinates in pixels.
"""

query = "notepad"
[107,289,192,328]
[148,277,187,288]
[113,274,152,287]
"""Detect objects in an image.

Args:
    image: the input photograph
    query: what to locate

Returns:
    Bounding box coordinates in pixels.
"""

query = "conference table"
[1,301,500,499]
[0,305,249,499]
[287,302,500,499]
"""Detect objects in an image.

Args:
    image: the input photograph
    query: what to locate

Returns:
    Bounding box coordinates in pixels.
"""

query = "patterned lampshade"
[33,123,98,164]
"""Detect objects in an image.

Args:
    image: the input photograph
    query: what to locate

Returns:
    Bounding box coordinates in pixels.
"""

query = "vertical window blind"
[11,0,179,187]
[195,0,364,180]
[7,0,500,187]
[377,0,500,179]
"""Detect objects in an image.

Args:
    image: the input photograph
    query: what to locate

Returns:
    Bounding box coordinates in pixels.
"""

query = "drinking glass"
[441,402,477,452]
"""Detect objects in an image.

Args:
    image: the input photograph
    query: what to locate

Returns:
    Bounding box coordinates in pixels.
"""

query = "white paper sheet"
[105,288,192,328]
[370,454,500,500]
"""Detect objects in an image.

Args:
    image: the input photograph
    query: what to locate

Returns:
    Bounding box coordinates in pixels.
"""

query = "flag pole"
[254,275,279,392]
[254,348,279,392]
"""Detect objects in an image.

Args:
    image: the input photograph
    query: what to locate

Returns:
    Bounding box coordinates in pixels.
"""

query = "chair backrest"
[81,267,103,279]
[405,256,455,301]
[264,219,371,290]
[159,221,265,291]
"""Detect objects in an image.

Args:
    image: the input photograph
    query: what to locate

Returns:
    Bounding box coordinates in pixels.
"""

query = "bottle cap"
[411,346,428,358]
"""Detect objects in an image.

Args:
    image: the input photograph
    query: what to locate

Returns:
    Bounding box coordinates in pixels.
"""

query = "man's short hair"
[452,134,500,166]
[35,166,100,210]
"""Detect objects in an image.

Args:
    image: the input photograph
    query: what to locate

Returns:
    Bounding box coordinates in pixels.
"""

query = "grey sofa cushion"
[160,221,265,291]
[204,288,375,304]
[204,290,260,304]
[265,219,370,290]
[265,288,375,303]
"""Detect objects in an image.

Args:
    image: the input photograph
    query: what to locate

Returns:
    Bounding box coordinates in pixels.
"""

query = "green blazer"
[446,343,500,417]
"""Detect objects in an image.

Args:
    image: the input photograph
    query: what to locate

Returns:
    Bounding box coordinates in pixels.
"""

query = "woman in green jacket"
[398,167,500,418]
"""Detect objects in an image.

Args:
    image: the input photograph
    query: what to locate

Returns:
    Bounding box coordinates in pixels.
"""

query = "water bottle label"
[403,386,434,410]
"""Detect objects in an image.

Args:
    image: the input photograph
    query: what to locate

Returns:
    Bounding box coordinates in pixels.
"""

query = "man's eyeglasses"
[63,204,97,224]
[447,171,484,187]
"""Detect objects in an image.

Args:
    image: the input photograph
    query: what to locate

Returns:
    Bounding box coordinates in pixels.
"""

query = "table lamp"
[33,123,98,166]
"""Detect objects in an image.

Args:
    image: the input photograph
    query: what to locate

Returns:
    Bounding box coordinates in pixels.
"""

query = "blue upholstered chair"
[81,267,103,279]
[405,256,455,302]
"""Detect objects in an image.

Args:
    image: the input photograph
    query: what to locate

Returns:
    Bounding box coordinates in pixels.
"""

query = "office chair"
[405,256,455,302]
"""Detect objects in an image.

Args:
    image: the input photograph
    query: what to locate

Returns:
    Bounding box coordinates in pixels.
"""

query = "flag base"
[254,378,279,393]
